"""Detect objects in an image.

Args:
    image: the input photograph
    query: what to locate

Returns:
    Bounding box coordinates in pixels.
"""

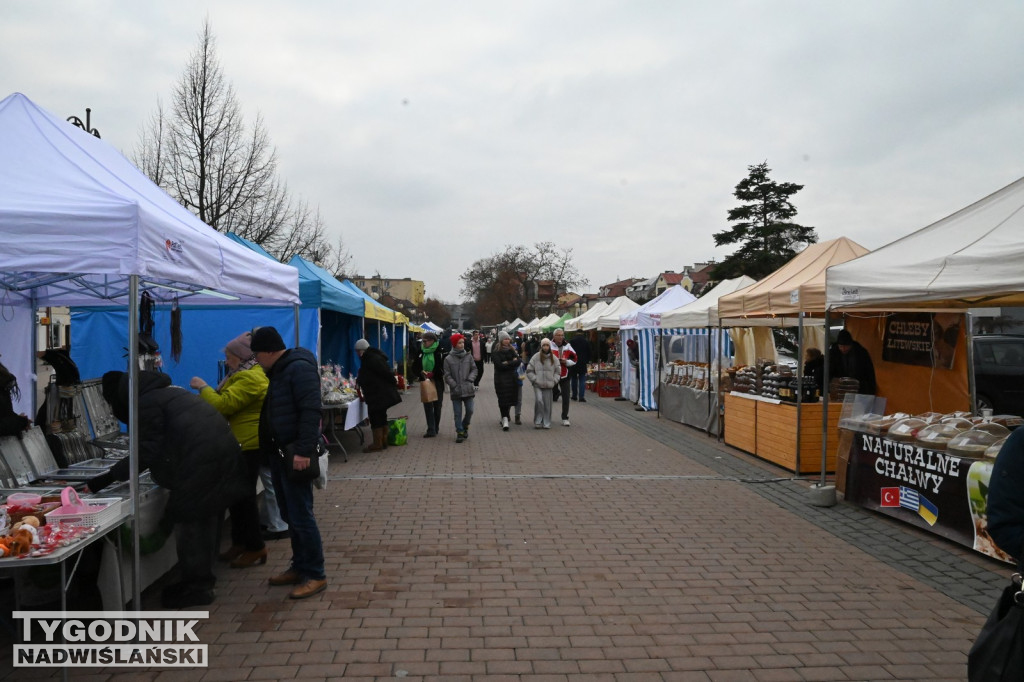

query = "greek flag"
[899,487,920,512]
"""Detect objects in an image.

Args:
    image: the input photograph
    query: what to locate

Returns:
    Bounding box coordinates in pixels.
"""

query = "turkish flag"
[880,487,900,507]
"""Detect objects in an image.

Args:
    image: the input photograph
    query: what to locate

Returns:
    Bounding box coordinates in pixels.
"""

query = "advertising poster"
[843,430,1012,563]
[881,312,961,370]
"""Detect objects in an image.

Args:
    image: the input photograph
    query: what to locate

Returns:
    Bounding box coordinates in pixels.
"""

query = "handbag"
[420,378,438,403]
[968,572,1024,682]
[313,439,329,491]
[279,441,323,484]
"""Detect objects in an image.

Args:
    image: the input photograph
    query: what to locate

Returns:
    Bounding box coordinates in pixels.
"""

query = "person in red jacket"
[550,329,577,426]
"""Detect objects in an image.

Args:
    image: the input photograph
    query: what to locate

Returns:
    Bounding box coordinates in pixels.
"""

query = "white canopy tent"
[563,301,608,332]
[522,313,561,334]
[619,285,697,331]
[588,296,640,331]
[826,175,1024,311]
[618,286,696,408]
[658,276,758,329]
[0,92,301,607]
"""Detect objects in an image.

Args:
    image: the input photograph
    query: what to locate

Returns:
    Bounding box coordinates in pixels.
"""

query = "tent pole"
[717,321,724,442]
[796,313,804,476]
[966,312,978,413]
[705,325,712,435]
[128,276,142,611]
[294,304,301,348]
[820,309,831,487]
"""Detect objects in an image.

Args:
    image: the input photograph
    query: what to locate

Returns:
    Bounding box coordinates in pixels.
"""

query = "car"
[973,334,1024,415]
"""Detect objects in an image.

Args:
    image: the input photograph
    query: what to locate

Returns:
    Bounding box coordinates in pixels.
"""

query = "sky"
[2,1,1023,303]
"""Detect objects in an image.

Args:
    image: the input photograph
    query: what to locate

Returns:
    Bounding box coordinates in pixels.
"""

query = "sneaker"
[534,424,542,429]
[502,417,509,431]
[456,432,465,443]
[562,419,571,427]
[543,425,551,429]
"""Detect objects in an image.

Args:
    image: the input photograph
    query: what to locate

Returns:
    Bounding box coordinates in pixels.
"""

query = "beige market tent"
[718,237,870,320]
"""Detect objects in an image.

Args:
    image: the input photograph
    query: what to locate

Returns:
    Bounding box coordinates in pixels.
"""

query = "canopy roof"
[657,276,758,328]
[0,93,299,308]
[564,301,608,331]
[619,285,697,329]
[589,296,641,330]
[523,313,560,333]
[333,276,407,323]
[505,318,527,332]
[717,237,868,321]
[287,256,366,316]
[827,176,1024,311]
[543,312,573,331]
[421,321,444,333]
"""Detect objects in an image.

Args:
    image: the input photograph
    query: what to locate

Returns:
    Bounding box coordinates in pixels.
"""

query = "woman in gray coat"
[526,338,560,429]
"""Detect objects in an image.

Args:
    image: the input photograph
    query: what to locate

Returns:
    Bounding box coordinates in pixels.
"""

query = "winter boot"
[363,427,386,453]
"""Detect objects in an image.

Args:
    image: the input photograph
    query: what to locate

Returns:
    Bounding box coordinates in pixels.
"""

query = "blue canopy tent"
[72,235,367,386]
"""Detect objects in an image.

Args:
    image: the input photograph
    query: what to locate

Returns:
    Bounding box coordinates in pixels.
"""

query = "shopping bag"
[420,378,438,403]
[386,417,408,446]
[343,398,369,430]
[313,439,329,491]
[969,573,1024,682]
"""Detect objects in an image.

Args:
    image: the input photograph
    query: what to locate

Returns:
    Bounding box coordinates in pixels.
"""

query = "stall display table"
[724,392,840,473]
[841,428,1010,563]
[321,401,363,461]
[657,382,720,434]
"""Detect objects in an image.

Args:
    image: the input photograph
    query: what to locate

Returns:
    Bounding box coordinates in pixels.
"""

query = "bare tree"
[460,242,588,323]
[132,19,347,268]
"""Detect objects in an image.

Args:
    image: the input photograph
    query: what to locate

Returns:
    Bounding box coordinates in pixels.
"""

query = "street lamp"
[67,108,100,138]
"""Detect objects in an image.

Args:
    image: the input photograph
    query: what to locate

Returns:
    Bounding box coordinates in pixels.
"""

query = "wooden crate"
[724,393,757,454]
[755,401,841,474]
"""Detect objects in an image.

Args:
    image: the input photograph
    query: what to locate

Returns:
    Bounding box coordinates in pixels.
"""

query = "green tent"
[543,312,573,332]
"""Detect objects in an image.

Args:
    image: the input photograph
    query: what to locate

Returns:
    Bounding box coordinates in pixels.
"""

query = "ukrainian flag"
[917,495,939,526]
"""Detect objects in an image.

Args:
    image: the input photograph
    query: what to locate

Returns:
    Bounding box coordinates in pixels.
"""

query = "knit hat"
[498,331,510,342]
[250,326,286,352]
[836,329,854,345]
[224,331,253,359]
[450,333,465,347]
[355,339,370,351]
[540,338,552,348]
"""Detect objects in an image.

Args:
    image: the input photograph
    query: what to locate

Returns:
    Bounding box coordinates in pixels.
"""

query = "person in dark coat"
[569,331,591,402]
[803,347,825,393]
[87,369,248,608]
[253,326,327,600]
[986,428,1024,562]
[492,331,522,430]
[0,360,31,437]
[828,328,877,395]
[412,331,446,437]
[356,338,402,452]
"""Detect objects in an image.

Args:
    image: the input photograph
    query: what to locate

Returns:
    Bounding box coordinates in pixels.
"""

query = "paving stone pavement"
[2,383,1010,681]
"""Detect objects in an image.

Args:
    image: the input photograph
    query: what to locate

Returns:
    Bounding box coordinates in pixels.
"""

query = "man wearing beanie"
[251,326,328,599]
[828,328,877,395]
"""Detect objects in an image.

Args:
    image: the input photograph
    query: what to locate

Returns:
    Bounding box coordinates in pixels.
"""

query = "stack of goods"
[663,361,709,390]
[731,366,758,395]
[320,364,357,405]
[840,410,1022,460]
[829,377,861,401]
[762,365,793,400]
[947,422,1011,458]
[0,492,99,559]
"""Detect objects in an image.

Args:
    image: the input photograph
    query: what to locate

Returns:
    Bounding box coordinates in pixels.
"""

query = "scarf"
[216,356,259,392]
[421,341,439,373]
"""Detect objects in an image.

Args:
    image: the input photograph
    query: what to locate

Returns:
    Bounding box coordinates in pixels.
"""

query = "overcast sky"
[3,1,1023,302]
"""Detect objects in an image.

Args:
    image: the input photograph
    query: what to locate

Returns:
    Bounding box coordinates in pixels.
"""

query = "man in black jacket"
[828,329,877,395]
[89,370,247,608]
[252,326,327,600]
[569,331,591,402]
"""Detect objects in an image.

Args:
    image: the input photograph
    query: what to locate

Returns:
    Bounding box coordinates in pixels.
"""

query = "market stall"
[654,276,756,431]
[825,175,1024,560]
[716,237,869,473]
[0,92,301,606]
[618,285,696,410]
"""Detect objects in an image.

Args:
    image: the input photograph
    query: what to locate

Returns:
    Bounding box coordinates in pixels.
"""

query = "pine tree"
[711,162,817,280]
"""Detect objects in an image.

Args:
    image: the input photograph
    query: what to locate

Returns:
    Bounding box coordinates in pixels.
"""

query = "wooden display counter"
[724,392,841,474]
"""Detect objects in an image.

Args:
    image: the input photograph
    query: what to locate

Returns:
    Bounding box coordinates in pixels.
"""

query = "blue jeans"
[270,455,325,581]
[571,372,587,399]
[452,396,474,433]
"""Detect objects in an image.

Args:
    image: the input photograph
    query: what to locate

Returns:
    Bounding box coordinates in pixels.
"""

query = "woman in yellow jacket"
[190,331,269,568]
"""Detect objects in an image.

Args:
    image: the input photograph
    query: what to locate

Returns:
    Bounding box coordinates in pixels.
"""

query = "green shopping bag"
[386,416,408,446]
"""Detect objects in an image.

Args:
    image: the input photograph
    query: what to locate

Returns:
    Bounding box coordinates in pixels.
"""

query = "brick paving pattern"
[2,383,1008,681]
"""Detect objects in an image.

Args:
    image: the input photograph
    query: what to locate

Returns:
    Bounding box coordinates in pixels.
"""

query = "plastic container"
[947,423,1011,458]
[887,417,928,442]
[916,421,971,451]
[5,492,42,506]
